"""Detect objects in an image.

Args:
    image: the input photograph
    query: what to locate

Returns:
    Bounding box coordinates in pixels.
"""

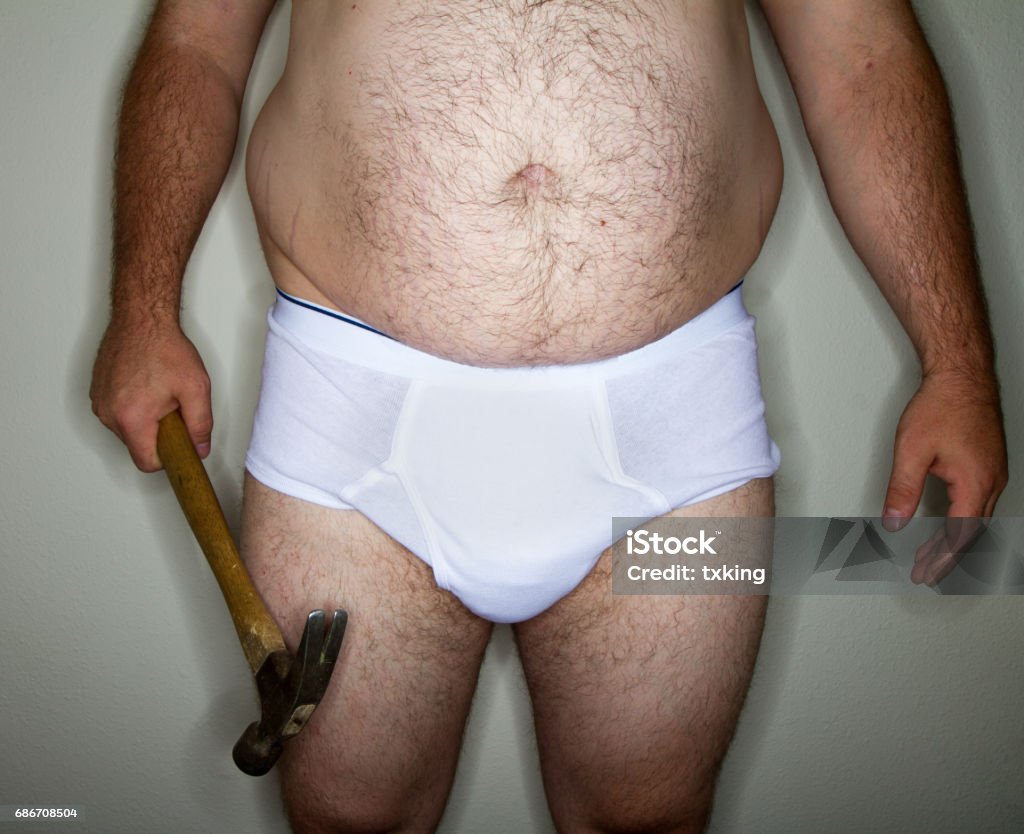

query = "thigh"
[513,478,773,832]
[240,473,494,832]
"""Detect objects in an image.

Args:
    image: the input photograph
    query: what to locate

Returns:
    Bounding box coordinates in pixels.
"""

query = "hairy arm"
[759,0,1007,562]
[90,0,276,471]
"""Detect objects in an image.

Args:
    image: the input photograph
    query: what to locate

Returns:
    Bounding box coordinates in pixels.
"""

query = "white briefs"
[245,287,781,623]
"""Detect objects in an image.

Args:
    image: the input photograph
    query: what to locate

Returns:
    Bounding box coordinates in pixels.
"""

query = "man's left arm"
[758,0,1007,555]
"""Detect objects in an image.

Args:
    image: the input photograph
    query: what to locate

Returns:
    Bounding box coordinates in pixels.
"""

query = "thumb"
[882,439,931,532]
[178,390,214,459]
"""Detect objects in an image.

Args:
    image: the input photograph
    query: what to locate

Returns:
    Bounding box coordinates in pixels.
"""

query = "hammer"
[156,410,347,776]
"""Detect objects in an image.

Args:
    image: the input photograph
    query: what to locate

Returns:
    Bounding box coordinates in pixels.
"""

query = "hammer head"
[232,608,348,776]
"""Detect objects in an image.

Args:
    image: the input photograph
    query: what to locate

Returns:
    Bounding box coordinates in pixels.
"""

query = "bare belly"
[246,0,783,365]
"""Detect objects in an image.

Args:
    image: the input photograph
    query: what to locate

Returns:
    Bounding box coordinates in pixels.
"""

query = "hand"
[882,369,1007,585]
[90,315,213,472]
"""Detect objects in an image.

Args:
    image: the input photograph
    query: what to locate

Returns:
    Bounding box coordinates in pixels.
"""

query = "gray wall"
[1,1,1020,831]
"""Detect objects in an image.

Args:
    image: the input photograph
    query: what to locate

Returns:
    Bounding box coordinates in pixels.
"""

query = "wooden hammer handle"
[156,410,286,673]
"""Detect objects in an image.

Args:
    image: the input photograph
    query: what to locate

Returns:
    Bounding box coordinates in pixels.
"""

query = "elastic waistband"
[269,287,751,386]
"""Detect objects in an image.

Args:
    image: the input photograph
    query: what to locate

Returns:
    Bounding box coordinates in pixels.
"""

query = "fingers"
[911,517,986,586]
[911,525,945,585]
[122,410,168,473]
[90,387,167,473]
[899,453,997,585]
[109,393,211,472]
[911,482,1003,586]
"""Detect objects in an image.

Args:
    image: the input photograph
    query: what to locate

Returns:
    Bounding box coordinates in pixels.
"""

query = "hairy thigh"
[513,478,773,828]
[240,473,493,829]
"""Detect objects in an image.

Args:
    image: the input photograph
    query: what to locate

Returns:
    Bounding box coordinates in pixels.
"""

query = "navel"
[514,162,556,196]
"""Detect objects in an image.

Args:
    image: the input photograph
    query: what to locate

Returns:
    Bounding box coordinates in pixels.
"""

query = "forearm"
[111,29,243,327]
[798,25,995,384]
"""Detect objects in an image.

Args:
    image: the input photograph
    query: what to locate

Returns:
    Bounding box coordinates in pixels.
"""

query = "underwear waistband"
[269,286,751,386]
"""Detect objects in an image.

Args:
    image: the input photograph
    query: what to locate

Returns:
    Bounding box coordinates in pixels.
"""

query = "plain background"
[1,1,1021,831]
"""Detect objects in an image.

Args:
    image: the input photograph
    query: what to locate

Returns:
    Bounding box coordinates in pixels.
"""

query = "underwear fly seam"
[371,379,454,591]
[591,378,674,516]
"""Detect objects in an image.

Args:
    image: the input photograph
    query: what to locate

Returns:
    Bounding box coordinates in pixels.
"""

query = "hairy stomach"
[247,0,778,364]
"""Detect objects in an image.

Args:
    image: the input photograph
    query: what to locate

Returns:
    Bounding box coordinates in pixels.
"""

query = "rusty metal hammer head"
[232,608,348,776]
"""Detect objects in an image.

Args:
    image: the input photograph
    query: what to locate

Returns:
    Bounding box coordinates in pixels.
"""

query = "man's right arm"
[90,0,276,471]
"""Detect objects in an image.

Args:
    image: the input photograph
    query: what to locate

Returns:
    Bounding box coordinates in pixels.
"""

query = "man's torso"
[246,0,782,365]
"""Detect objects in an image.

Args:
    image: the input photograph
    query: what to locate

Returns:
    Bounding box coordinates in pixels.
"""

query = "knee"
[561,776,715,834]
[587,799,712,834]
[285,801,429,834]
[281,776,442,834]
[286,805,399,834]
